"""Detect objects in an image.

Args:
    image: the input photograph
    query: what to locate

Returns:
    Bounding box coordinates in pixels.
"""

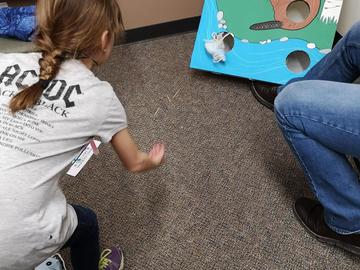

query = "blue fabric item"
[275,21,360,234]
[0,6,36,41]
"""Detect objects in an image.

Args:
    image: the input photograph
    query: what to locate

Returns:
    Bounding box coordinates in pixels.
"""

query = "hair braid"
[9,49,64,114]
[39,49,63,81]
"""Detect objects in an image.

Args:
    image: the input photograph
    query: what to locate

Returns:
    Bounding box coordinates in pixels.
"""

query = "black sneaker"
[250,80,279,111]
[293,197,360,256]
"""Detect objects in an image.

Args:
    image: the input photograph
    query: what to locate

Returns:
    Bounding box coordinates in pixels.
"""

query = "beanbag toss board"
[190,0,344,84]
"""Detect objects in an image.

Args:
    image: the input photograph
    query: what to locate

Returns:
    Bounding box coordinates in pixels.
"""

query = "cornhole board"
[190,0,344,84]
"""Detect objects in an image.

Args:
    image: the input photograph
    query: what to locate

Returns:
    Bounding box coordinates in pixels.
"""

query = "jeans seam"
[275,112,320,198]
[283,113,360,137]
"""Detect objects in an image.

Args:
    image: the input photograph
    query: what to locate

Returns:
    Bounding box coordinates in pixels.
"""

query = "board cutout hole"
[220,32,234,52]
[286,1,310,23]
[286,51,310,73]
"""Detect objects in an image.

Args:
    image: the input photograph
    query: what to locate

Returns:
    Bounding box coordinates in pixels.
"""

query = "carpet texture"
[60,32,360,269]
[0,38,36,53]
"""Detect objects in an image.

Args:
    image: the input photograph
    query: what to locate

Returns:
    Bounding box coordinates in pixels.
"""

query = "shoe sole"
[119,251,125,270]
[292,203,360,256]
[53,253,67,270]
[250,80,274,111]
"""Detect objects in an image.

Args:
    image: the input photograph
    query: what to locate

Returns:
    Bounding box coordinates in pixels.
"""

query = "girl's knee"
[73,205,99,229]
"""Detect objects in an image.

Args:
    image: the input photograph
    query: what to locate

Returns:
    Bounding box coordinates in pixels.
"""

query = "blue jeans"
[62,205,100,270]
[275,21,360,234]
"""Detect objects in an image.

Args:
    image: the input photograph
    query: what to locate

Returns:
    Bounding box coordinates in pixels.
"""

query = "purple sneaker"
[99,247,124,270]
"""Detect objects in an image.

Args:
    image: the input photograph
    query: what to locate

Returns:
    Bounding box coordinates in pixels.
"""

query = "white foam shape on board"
[320,0,342,24]
[320,48,332,54]
[223,25,228,29]
[260,41,267,45]
[280,37,289,42]
[220,19,226,24]
[241,39,249,43]
[267,39,271,43]
[217,11,224,21]
[218,23,223,29]
[307,43,316,49]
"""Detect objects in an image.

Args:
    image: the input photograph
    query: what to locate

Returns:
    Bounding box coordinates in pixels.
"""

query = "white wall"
[337,0,360,35]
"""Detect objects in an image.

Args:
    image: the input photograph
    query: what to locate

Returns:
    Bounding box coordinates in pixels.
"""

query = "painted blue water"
[190,0,325,85]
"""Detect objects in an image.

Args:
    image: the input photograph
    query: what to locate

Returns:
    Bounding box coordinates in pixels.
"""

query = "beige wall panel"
[337,0,360,35]
[118,0,204,30]
[6,0,204,30]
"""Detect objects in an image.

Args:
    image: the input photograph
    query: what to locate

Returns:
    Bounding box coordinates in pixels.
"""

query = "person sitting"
[251,21,360,255]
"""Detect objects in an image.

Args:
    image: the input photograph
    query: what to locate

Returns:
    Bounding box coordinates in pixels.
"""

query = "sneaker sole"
[292,203,360,256]
[53,253,67,270]
[250,80,275,111]
[119,251,125,270]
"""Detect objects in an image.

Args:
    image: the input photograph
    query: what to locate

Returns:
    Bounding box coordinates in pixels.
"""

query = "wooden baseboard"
[124,17,201,44]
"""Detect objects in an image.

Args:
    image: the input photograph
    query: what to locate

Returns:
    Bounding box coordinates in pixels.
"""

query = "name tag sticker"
[67,139,101,177]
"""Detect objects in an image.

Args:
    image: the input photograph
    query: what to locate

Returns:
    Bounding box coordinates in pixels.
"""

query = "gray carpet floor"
[60,32,360,269]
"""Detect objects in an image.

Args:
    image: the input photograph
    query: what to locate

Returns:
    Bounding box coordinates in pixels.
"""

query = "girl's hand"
[111,129,165,172]
[148,143,165,166]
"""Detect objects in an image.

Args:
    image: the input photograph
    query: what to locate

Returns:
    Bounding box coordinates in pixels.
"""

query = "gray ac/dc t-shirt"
[0,53,127,269]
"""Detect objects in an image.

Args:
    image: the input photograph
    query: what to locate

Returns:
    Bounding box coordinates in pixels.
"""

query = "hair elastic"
[62,51,99,66]
[79,52,99,66]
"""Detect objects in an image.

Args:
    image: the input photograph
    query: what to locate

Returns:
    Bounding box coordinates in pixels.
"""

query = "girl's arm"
[111,128,165,172]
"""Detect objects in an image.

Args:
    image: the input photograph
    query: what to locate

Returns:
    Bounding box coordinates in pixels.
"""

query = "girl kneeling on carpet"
[0,0,165,269]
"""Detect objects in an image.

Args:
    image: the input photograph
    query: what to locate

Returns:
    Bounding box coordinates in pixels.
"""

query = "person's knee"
[75,205,99,234]
[275,81,320,129]
[274,81,304,116]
